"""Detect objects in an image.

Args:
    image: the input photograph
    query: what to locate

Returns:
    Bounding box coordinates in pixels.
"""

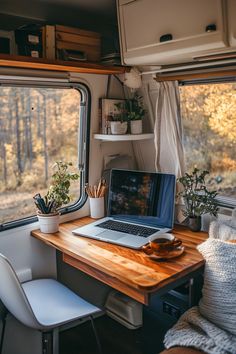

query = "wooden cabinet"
[117,0,227,65]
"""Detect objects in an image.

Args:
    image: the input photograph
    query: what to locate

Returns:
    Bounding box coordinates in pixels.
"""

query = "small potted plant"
[126,94,145,134]
[178,168,218,231]
[33,161,80,233]
[110,102,128,135]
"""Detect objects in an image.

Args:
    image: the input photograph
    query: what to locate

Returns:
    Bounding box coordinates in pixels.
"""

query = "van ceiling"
[0,0,117,33]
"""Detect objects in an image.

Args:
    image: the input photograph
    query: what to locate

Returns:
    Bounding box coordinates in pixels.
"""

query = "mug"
[143,233,182,255]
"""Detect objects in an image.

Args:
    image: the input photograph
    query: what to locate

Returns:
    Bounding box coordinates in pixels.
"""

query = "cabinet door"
[227,0,236,47]
[118,0,227,65]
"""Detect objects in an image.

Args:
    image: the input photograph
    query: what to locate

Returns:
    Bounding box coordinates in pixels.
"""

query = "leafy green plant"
[33,161,80,214]
[112,102,129,122]
[178,168,218,218]
[125,94,145,121]
[114,95,145,122]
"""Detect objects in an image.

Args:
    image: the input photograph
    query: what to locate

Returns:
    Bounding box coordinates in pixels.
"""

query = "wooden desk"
[31,217,207,305]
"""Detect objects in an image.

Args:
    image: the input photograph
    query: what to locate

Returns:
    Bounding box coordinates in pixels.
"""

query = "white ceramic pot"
[37,212,60,233]
[110,121,128,135]
[130,120,142,134]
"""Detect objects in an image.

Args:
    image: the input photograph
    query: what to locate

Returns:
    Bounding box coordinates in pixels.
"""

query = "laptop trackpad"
[98,230,124,241]
[73,225,106,237]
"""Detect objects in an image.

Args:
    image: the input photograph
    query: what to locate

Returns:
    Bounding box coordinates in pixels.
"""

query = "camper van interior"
[0,0,236,353]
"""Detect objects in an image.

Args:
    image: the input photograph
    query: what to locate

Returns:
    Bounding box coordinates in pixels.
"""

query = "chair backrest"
[0,253,40,329]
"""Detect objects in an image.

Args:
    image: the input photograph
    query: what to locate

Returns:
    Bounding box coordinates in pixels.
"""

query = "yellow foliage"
[180,82,236,199]
[211,154,236,172]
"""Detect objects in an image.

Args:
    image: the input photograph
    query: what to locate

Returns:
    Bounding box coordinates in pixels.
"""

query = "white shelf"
[94,133,154,142]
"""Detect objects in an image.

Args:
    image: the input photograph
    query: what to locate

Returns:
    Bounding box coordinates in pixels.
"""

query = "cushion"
[209,220,236,241]
[209,209,236,241]
[197,238,236,336]
[163,218,236,353]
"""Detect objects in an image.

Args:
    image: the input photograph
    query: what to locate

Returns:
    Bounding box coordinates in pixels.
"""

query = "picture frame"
[0,30,16,55]
[99,98,126,134]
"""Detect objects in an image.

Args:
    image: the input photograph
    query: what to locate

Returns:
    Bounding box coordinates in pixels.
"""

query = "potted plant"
[178,168,218,231]
[33,161,80,233]
[126,94,145,134]
[110,102,129,135]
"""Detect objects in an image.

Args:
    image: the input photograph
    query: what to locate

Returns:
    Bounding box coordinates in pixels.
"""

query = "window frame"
[179,77,236,210]
[0,80,90,231]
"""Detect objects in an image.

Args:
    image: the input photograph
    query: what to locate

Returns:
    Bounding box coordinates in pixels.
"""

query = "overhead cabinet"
[117,0,230,65]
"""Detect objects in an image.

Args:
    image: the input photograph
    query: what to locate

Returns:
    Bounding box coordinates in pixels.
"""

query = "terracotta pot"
[37,212,60,233]
[130,120,142,134]
[188,216,201,232]
[110,121,128,135]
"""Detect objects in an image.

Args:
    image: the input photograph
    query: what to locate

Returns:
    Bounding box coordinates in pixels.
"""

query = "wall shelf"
[93,133,154,141]
[0,54,127,75]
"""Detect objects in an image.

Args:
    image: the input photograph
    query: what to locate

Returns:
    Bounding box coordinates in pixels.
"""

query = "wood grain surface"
[31,217,207,304]
[55,25,101,38]
[56,32,101,46]
[0,54,126,75]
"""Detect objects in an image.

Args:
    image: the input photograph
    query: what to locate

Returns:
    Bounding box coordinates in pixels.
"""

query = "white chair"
[0,253,103,354]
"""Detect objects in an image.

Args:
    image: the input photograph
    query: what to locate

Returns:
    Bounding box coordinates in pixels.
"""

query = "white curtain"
[154,81,185,177]
[154,81,185,222]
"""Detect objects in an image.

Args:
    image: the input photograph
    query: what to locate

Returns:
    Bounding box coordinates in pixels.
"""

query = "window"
[0,82,90,230]
[179,81,236,206]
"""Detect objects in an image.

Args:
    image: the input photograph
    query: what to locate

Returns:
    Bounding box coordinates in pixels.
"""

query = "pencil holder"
[89,197,105,219]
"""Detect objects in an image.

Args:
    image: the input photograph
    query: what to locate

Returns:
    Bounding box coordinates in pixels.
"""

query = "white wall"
[62,72,136,221]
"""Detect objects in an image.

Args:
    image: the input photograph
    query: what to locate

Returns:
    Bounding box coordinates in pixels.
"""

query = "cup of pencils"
[85,179,107,219]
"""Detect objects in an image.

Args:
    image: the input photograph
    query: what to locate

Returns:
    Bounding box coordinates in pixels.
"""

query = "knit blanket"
[164,306,236,354]
[164,218,236,354]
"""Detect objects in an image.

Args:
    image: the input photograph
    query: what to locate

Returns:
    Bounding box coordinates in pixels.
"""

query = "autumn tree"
[0,86,81,224]
[180,82,236,197]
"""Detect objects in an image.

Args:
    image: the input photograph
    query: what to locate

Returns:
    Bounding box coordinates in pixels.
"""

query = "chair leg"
[0,312,8,354]
[90,316,102,354]
[42,329,59,354]
[42,331,53,354]
[52,328,59,354]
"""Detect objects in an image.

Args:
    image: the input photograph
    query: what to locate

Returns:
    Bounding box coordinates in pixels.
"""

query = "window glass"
[179,82,236,201]
[0,86,82,225]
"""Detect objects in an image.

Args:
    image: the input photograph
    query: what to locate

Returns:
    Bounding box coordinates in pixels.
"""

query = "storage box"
[42,25,56,60]
[105,291,143,329]
[15,25,42,58]
[55,25,101,62]
[0,30,16,55]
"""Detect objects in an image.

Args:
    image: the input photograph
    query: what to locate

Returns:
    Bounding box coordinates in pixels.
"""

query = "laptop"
[72,169,176,249]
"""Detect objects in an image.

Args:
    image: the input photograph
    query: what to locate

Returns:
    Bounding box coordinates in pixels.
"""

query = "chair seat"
[22,279,101,329]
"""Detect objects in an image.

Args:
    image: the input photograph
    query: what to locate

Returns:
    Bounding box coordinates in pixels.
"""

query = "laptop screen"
[108,169,176,229]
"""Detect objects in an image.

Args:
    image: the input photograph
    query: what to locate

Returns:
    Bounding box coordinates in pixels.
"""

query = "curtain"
[154,81,185,176]
[154,81,185,221]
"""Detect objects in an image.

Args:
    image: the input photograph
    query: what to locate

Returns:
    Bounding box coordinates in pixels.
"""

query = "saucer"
[142,245,185,260]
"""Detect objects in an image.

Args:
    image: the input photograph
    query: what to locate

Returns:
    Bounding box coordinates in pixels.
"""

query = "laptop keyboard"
[97,220,159,237]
